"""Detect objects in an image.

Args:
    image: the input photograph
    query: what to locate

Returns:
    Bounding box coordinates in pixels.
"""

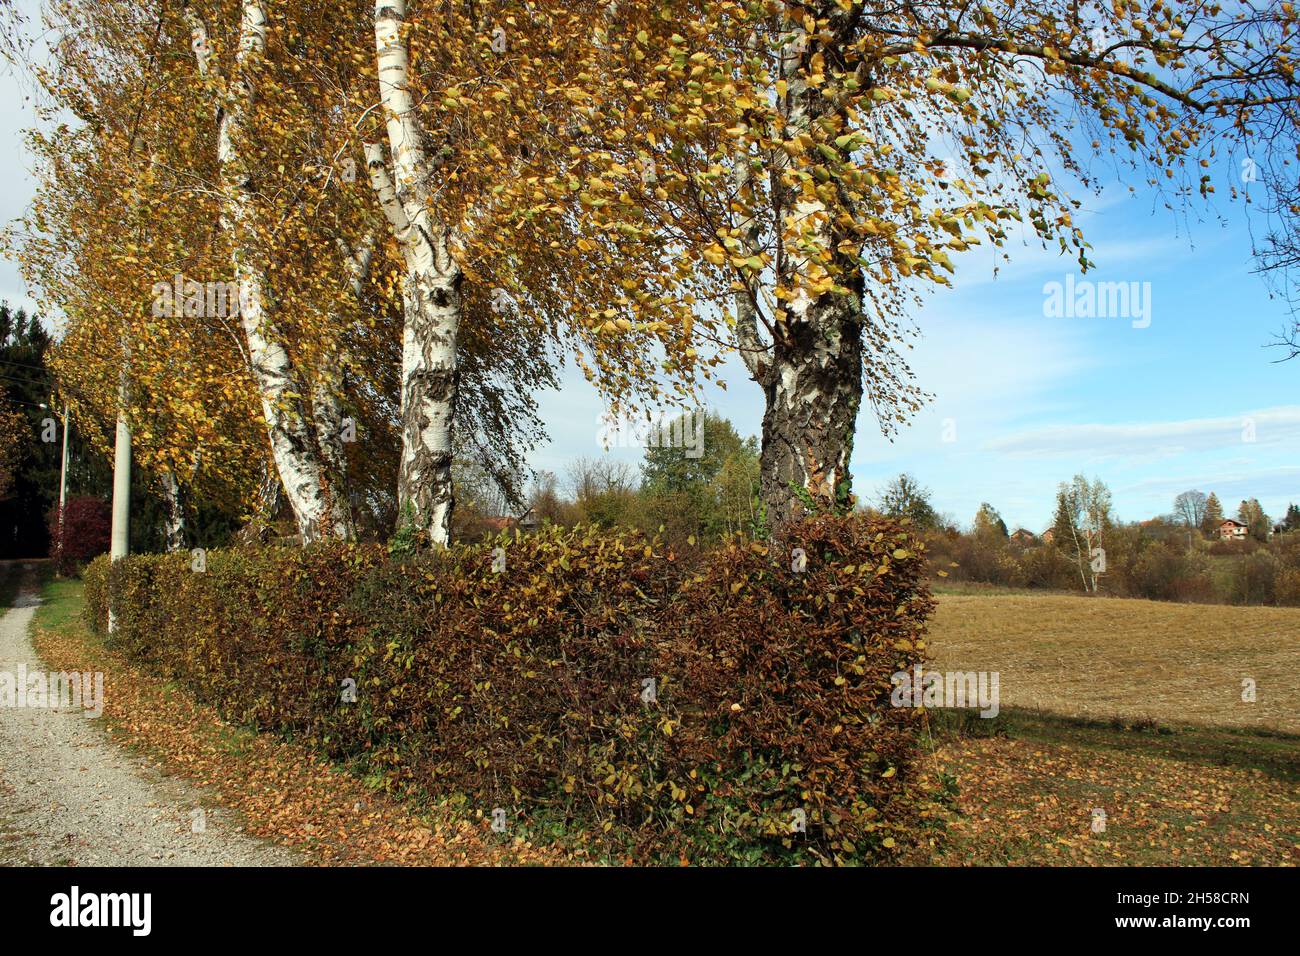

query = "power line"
[0,374,52,390]
[0,357,52,372]
[1,396,52,411]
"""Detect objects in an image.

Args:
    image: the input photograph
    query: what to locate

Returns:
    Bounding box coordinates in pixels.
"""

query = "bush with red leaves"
[48,495,111,575]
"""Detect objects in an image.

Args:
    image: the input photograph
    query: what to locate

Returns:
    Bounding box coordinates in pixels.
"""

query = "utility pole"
[58,403,69,559]
[108,376,131,634]
[39,400,72,565]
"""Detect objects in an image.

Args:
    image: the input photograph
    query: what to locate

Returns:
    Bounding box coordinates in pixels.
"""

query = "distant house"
[481,508,541,535]
[1219,518,1249,541]
[1040,528,1055,544]
[1010,528,1037,545]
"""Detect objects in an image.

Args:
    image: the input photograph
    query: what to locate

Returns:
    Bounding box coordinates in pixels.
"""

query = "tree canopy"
[6,0,1299,546]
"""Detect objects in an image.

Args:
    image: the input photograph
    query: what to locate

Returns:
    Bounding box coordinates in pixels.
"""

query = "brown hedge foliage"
[88,515,933,864]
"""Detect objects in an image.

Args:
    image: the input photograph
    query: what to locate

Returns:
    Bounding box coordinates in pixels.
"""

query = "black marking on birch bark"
[759,271,864,534]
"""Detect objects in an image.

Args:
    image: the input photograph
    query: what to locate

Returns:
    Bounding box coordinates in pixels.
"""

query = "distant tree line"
[453,411,762,545]
[871,472,1300,607]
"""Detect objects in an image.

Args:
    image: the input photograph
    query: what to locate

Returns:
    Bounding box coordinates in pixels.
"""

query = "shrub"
[578,487,651,534]
[1272,533,1300,571]
[940,535,1027,588]
[1016,543,1079,591]
[1128,542,1215,603]
[92,515,934,865]
[1274,567,1300,607]
[48,495,111,575]
[82,553,111,633]
[1208,537,1259,557]
[1229,551,1279,605]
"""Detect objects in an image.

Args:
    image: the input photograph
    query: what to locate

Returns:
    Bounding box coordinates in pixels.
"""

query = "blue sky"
[1,1,1295,533]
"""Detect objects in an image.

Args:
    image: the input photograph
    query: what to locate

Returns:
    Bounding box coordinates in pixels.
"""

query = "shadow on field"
[926,706,1300,784]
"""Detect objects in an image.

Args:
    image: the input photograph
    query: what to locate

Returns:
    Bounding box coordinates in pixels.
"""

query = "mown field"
[914,590,1300,865]
[927,591,1300,732]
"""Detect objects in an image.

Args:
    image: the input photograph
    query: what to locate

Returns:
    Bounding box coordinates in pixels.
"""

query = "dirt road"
[0,562,296,866]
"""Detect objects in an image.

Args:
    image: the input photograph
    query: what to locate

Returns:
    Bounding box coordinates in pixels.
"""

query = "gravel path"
[0,563,297,866]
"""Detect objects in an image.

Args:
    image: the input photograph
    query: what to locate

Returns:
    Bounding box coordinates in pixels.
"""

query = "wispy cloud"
[985,406,1300,460]
[1120,466,1300,501]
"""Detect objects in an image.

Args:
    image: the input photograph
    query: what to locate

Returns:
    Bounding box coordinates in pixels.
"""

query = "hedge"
[83,515,935,864]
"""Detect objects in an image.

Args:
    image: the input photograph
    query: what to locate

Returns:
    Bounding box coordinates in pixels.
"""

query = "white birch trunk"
[107,374,131,634]
[159,471,186,552]
[187,2,337,544]
[366,0,462,546]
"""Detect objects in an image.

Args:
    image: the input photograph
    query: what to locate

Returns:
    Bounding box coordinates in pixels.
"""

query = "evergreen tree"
[1284,503,1300,532]
[0,301,62,557]
[1051,491,1076,553]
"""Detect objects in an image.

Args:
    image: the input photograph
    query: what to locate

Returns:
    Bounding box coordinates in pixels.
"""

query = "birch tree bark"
[756,284,865,533]
[159,470,186,552]
[308,351,356,540]
[365,0,463,547]
[752,15,864,532]
[185,2,338,544]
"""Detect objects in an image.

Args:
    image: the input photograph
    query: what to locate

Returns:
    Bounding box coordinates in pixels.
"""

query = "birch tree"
[13,0,590,545]
[358,0,714,546]
[1056,475,1112,593]
[14,0,377,538]
[364,0,462,546]
[183,1,355,543]
[562,0,1300,531]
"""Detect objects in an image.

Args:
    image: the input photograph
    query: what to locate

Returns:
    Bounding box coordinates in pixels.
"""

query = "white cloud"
[1120,466,1300,503]
[985,406,1300,460]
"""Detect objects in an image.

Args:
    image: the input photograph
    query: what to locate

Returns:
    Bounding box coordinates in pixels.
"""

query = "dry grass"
[926,593,1300,733]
